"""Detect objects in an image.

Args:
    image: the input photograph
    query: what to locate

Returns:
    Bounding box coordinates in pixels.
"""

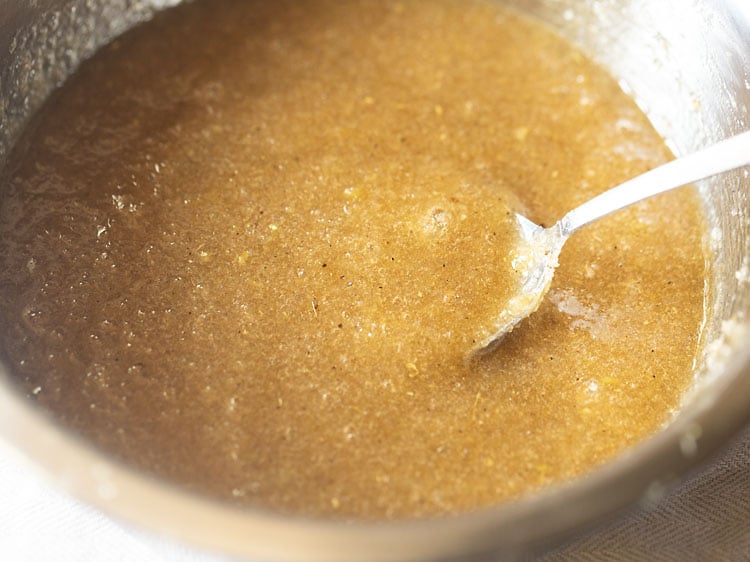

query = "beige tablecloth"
[1,426,748,561]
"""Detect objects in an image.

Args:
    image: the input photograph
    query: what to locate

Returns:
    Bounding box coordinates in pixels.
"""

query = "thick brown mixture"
[0,0,706,519]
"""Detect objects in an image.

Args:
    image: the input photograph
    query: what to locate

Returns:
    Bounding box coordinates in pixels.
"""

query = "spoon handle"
[559,130,750,237]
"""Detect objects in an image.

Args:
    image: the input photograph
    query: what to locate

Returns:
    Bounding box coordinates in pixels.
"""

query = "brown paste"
[0,0,706,519]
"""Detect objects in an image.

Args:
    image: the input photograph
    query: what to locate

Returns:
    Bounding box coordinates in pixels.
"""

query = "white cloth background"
[1,425,748,562]
[0,438,226,562]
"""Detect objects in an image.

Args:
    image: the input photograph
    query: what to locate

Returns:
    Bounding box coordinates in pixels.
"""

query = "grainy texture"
[0,0,706,519]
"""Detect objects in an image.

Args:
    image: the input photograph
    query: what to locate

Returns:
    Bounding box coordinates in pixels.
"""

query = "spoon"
[477,129,750,352]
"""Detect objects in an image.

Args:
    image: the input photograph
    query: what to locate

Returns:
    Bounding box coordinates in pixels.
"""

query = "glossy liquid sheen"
[0,0,706,519]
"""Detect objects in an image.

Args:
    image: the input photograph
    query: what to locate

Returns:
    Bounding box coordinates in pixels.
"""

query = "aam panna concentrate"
[0,0,705,519]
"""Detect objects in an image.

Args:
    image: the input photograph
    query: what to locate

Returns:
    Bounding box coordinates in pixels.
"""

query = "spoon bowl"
[476,129,750,352]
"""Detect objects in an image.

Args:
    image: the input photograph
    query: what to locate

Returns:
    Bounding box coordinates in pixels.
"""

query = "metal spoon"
[476,130,750,353]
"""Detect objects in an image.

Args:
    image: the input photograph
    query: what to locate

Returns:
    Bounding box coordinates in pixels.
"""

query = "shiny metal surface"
[480,131,750,349]
[1,1,749,561]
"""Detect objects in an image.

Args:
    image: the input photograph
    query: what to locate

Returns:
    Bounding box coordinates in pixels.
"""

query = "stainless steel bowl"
[1,1,749,560]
